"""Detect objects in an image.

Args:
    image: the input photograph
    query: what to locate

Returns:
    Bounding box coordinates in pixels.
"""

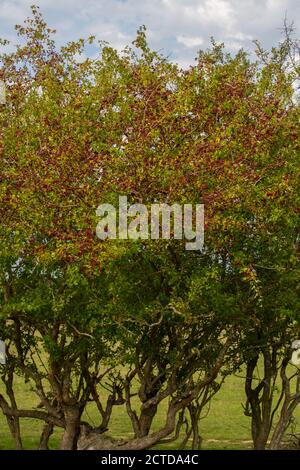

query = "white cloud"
[0,0,31,23]
[177,35,204,48]
[0,0,299,67]
[196,0,236,30]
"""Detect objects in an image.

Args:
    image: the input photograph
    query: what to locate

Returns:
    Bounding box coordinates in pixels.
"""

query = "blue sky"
[0,0,299,67]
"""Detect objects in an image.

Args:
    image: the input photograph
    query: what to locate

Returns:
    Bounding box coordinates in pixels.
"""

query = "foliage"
[0,6,299,450]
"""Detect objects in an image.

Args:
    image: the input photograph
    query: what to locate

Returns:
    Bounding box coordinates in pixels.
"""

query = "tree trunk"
[245,350,275,450]
[5,415,23,450]
[138,404,158,437]
[269,417,289,449]
[269,363,300,449]
[60,405,81,450]
[189,404,202,450]
[2,367,23,449]
[38,422,54,450]
[252,423,270,450]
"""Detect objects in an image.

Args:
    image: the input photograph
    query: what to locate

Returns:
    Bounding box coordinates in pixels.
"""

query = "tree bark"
[138,404,158,437]
[38,423,54,450]
[5,415,23,450]
[245,350,274,450]
[269,362,300,449]
[60,404,81,450]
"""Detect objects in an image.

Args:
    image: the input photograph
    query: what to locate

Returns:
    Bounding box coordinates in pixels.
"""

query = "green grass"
[1,371,299,450]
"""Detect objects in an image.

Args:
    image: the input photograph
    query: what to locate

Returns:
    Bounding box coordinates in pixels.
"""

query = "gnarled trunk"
[269,361,300,449]
[244,350,274,450]
[60,404,81,450]
[138,404,158,437]
[38,422,54,450]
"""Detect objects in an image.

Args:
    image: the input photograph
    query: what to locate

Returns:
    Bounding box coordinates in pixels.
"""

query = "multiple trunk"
[245,350,277,450]
[269,359,300,449]
[245,349,300,450]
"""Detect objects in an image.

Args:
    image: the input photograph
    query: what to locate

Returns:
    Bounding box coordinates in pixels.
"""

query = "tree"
[0,6,299,450]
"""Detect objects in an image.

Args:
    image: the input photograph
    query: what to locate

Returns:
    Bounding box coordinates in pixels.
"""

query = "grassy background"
[0,371,299,450]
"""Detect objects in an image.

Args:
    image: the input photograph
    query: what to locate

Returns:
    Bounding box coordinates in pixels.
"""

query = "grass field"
[1,371,300,450]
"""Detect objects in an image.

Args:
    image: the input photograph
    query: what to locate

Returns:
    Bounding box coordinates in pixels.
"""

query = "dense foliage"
[0,7,299,450]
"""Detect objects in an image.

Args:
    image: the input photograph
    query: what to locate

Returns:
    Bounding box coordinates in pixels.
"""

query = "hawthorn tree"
[0,8,235,450]
[102,25,300,450]
[0,6,299,450]
[0,7,131,449]
[90,242,239,450]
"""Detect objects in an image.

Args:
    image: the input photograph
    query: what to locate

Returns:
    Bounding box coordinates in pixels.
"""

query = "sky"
[0,0,299,67]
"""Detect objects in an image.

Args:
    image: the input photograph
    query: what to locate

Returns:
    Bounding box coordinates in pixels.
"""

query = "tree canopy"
[0,6,299,450]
